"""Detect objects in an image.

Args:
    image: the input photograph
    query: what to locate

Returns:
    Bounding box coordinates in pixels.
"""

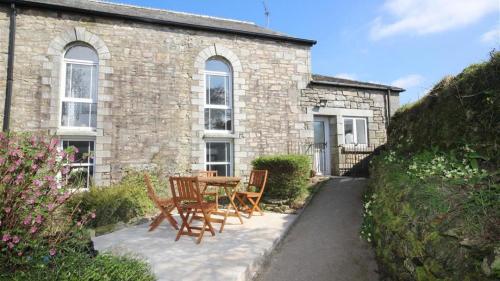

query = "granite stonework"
[300,84,399,175]
[0,3,399,184]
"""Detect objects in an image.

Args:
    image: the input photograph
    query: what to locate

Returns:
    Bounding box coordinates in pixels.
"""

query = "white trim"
[313,116,331,176]
[204,139,233,176]
[59,47,99,130]
[312,107,373,118]
[204,59,233,133]
[61,138,96,189]
[342,117,368,146]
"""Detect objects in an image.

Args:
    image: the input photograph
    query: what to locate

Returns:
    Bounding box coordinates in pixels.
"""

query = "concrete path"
[255,177,378,281]
[93,212,296,281]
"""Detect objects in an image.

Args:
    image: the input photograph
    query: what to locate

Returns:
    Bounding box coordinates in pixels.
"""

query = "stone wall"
[300,84,399,175]
[0,6,311,185]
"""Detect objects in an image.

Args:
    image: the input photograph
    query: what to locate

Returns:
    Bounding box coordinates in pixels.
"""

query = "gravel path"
[255,177,379,281]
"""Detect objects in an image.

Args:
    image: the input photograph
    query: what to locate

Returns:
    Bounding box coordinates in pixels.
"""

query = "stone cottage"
[0,0,403,186]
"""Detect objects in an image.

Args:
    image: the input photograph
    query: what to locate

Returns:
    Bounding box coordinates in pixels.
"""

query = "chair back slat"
[169,176,202,204]
[144,173,161,205]
[248,170,268,194]
[198,170,218,177]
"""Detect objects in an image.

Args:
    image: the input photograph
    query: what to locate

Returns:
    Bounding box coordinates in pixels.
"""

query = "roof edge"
[310,75,405,92]
[3,0,317,46]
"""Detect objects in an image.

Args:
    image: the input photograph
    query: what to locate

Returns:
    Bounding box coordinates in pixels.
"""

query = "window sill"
[56,128,100,137]
[203,132,240,139]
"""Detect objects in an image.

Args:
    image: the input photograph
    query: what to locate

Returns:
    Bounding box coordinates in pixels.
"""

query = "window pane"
[65,45,98,62]
[206,108,231,131]
[206,142,229,162]
[205,58,230,73]
[313,121,325,144]
[356,119,367,144]
[344,119,354,144]
[66,64,92,99]
[208,75,226,105]
[62,140,95,163]
[206,164,229,177]
[61,102,91,127]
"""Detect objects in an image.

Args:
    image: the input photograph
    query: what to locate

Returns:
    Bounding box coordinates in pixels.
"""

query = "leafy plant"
[252,154,311,203]
[0,133,94,272]
[69,171,161,228]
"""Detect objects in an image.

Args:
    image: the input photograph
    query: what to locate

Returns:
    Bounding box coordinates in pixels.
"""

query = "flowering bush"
[0,133,93,271]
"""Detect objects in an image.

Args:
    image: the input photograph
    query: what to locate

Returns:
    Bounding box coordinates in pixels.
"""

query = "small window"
[62,140,95,188]
[343,117,368,145]
[204,57,232,132]
[61,44,98,129]
[206,141,232,176]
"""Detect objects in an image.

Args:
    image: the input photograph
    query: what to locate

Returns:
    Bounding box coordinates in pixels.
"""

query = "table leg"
[225,186,244,224]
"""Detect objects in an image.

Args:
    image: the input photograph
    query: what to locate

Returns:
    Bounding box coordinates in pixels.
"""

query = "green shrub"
[69,171,164,228]
[388,51,500,167]
[1,251,155,281]
[252,154,311,202]
[365,151,499,280]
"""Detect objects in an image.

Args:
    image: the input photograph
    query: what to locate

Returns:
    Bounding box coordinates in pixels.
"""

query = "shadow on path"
[255,177,378,281]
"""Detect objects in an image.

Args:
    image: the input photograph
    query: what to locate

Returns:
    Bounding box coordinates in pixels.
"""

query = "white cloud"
[370,0,498,40]
[391,74,424,89]
[481,26,500,44]
[335,73,357,80]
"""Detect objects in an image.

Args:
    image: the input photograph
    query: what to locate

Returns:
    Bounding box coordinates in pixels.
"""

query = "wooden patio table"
[197,176,243,231]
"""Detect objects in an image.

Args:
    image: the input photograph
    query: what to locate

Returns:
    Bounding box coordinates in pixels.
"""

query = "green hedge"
[364,53,500,281]
[252,154,311,202]
[69,171,163,228]
[388,52,499,166]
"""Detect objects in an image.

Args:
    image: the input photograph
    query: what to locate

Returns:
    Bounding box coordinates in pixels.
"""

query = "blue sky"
[107,0,500,105]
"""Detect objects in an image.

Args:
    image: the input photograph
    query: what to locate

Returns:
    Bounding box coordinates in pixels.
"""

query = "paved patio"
[92,212,296,281]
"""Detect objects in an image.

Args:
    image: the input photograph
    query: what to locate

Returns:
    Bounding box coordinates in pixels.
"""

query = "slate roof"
[311,74,405,92]
[5,0,316,45]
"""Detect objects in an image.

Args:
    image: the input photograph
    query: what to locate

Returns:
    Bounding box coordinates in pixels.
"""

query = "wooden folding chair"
[235,170,268,218]
[169,176,222,244]
[143,173,178,231]
[197,170,219,208]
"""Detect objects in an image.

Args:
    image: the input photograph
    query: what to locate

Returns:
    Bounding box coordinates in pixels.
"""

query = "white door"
[313,116,331,175]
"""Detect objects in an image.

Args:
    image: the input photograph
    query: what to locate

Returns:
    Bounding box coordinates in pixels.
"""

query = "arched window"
[61,44,98,129]
[204,57,232,132]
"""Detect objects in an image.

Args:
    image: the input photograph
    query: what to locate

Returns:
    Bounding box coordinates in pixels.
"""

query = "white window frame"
[205,140,233,176]
[59,57,98,131]
[61,139,96,189]
[204,68,233,133]
[343,117,368,147]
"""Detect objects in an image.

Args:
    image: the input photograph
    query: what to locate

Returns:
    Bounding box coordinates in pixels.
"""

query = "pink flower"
[3,207,11,213]
[33,179,43,187]
[12,236,20,244]
[6,165,16,173]
[17,251,23,256]
[76,221,82,227]
[7,242,14,249]
[31,164,39,171]
[35,152,44,160]
[29,226,37,234]
[26,199,35,205]
[0,157,5,165]
[49,138,59,149]
[23,215,31,225]
[61,166,70,175]
[14,173,24,185]
[35,215,43,224]
[90,212,96,219]
[2,233,11,242]
[49,248,56,256]
[47,203,55,212]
